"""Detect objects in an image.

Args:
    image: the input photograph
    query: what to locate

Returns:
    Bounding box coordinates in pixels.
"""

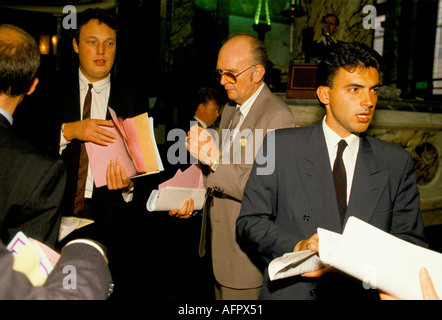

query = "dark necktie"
[333,139,347,226]
[74,83,93,214]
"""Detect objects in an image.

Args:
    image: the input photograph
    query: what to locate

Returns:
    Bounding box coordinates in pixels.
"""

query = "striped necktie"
[74,83,93,214]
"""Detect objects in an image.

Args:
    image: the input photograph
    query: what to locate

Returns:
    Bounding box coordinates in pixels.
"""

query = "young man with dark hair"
[237,42,427,300]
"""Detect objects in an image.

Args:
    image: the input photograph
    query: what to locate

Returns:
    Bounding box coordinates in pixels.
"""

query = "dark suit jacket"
[0,114,66,248]
[0,241,112,299]
[237,120,427,299]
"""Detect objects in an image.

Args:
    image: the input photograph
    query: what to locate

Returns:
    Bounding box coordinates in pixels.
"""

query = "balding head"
[0,24,40,96]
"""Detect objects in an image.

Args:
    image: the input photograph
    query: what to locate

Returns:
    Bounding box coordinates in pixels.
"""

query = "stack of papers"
[268,217,442,300]
[7,232,60,286]
[86,107,164,188]
[58,216,94,242]
[146,164,206,212]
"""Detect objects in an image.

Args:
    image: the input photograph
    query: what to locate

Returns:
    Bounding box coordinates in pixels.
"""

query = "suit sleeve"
[7,158,66,248]
[206,108,295,201]
[390,152,427,247]
[236,133,301,265]
[0,242,112,300]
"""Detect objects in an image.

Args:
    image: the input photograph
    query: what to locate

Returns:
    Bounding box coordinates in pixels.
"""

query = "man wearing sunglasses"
[181,33,295,300]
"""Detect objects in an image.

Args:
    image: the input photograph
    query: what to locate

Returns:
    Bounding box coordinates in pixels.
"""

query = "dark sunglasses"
[216,65,256,84]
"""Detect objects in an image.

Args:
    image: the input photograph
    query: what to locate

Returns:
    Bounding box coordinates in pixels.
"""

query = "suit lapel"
[297,122,342,233]
[346,135,388,224]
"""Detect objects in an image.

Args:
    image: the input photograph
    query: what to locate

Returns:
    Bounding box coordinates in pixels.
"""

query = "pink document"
[85,107,162,188]
[158,164,205,195]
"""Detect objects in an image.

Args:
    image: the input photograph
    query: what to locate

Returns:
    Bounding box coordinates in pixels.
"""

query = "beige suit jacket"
[203,84,295,289]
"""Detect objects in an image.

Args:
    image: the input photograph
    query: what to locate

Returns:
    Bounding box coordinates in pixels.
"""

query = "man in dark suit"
[0,24,113,299]
[25,9,147,298]
[0,24,65,248]
[237,42,427,300]
[182,34,296,299]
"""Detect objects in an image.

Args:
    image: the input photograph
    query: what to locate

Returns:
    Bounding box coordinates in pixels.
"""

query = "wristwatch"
[210,156,221,172]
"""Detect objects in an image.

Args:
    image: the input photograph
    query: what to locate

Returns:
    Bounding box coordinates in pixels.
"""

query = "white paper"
[146,187,206,212]
[268,250,326,281]
[329,216,442,300]
[268,217,442,300]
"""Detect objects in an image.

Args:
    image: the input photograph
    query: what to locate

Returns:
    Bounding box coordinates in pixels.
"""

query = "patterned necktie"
[74,83,93,214]
[333,139,348,226]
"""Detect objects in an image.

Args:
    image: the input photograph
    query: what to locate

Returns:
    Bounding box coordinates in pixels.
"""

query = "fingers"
[169,198,194,219]
[106,159,133,191]
[294,233,319,252]
[71,119,117,146]
[420,267,440,300]
[301,266,334,278]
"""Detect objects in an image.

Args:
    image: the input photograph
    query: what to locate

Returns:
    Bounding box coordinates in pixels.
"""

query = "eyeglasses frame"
[216,65,257,84]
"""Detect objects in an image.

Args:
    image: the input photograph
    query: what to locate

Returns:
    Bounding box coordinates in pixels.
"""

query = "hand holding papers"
[147,164,206,212]
[269,217,442,300]
[85,107,163,188]
[7,232,60,286]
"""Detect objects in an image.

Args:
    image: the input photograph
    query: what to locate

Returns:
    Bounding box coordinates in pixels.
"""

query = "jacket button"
[310,290,317,298]
[303,215,310,222]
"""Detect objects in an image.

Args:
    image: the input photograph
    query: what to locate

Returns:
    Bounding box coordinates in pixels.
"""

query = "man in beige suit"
[179,34,295,299]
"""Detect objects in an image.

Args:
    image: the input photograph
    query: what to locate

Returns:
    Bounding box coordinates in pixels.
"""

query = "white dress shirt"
[322,117,360,204]
[60,69,111,199]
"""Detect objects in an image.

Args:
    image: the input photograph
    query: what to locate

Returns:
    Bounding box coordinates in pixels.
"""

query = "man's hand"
[169,198,194,219]
[106,158,134,191]
[63,119,117,146]
[294,233,319,252]
[294,233,334,278]
[186,124,220,166]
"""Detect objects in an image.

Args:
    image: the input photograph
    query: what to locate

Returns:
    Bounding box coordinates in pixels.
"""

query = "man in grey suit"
[0,24,113,299]
[237,42,427,300]
[182,34,295,299]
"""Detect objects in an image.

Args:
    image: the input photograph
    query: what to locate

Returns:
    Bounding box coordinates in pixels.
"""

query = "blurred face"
[73,19,116,82]
[216,38,264,105]
[323,16,339,36]
[317,66,380,138]
[198,99,220,127]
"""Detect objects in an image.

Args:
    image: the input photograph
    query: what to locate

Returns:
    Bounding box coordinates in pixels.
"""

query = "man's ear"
[26,78,39,96]
[72,37,79,54]
[316,86,330,106]
[253,64,265,83]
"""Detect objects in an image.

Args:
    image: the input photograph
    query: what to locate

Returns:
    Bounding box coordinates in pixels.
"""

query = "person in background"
[310,13,342,63]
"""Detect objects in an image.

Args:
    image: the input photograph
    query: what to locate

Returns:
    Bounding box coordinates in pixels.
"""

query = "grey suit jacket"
[0,114,66,247]
[0,241,113,299]
[203,84,296,289]
[237,121,427,299]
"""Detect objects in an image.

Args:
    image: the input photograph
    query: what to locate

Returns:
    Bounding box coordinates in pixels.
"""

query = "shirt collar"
[78,69,111,94]
[322,116,360,155]
[194,116,207,128]
[236,82,265,119]
[0,108,13,126]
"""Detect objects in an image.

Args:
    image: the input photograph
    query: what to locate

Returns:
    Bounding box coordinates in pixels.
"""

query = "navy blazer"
[237,120,427,299]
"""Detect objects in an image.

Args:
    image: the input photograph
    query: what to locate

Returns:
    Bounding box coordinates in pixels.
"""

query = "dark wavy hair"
[315,41,383,91]
[0,24,40,96]
[73,8,118,42]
